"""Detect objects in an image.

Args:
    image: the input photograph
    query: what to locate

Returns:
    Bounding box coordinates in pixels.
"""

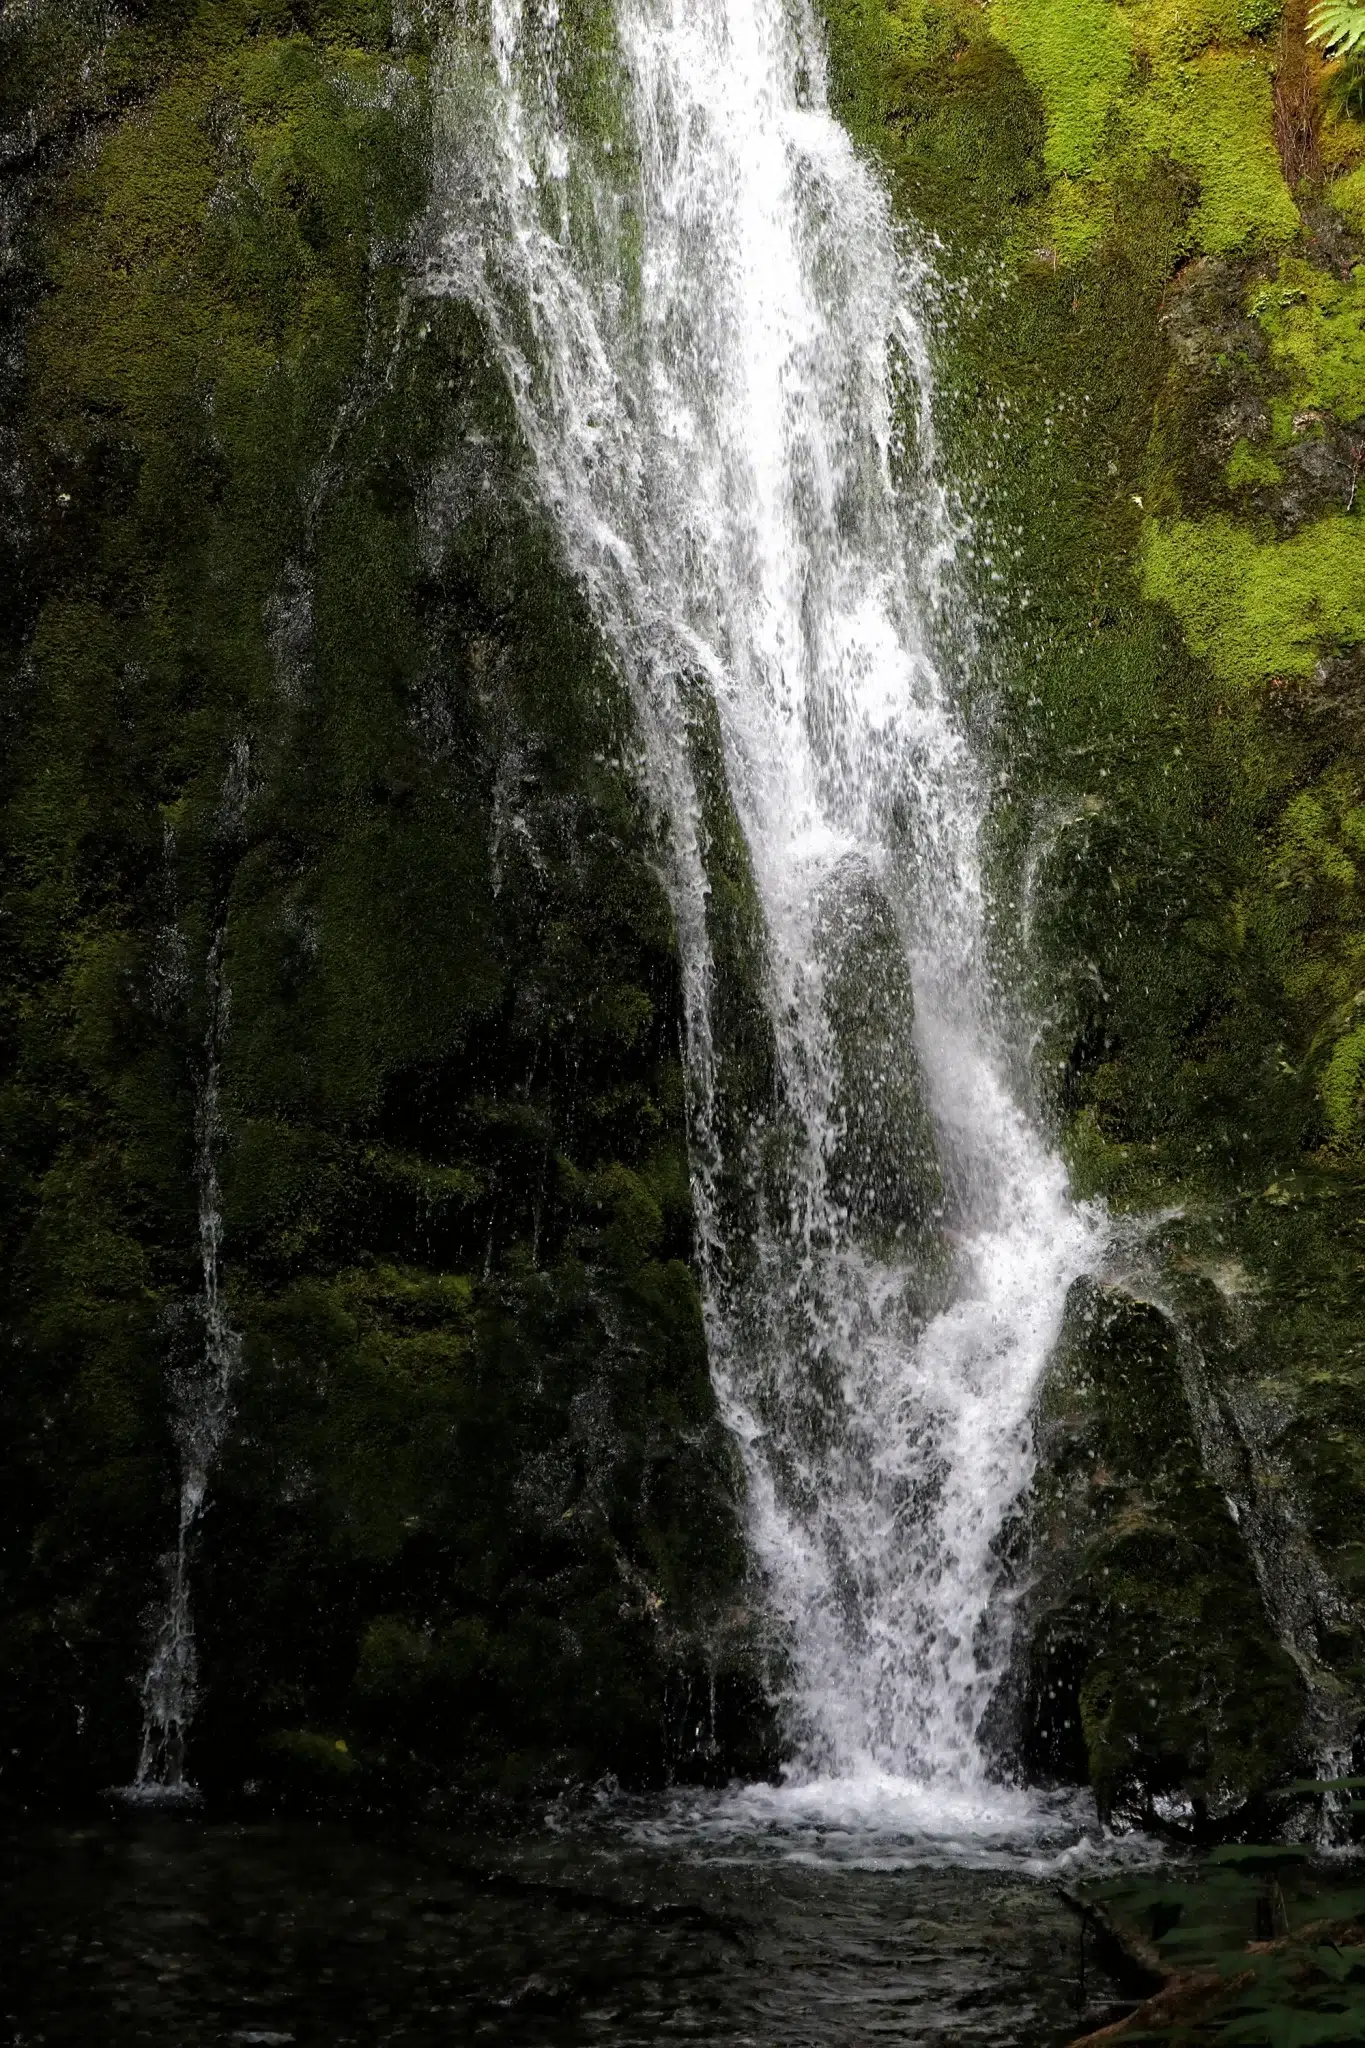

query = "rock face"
[5,0,1365,1828]
[0,0,776,1809]
[825,0,1365,1824]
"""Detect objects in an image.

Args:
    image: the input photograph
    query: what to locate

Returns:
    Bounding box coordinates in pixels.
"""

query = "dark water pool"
[1,1801,1131,2046]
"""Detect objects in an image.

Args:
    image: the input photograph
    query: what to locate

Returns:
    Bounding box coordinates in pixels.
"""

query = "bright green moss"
[988,0,1133,176]
[1247,773,1365,1148]
[1278,781,1365,894]
[1331,161,1365,232]
[1142,512,1365,684]
[1139,50,1298,254]
[1226,435,1283,487]
[819,0,984,133]
[988,0,1295,259]
[1323,1020,1365,1141]
[1043,171,1115,259]
[1251,256,1365,425]
[1129,0,1281,64]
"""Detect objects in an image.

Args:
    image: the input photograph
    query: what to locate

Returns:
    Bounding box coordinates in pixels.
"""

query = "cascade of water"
[427,0,1102,1797]
[128,933,241,1801]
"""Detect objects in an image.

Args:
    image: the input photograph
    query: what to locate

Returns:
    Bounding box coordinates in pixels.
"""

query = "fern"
[1309,0,1365,58]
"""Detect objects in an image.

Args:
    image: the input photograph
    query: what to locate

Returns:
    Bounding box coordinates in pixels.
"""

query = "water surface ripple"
[3,1808,1141,2045]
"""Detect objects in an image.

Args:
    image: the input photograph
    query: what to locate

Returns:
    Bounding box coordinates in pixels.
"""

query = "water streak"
[129,933,241,1801]
[426,0,1102,1802]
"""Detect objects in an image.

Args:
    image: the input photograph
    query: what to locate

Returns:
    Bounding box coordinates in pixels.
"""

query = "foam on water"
[591,1776,1162,1879]
[426,0,1106,1832]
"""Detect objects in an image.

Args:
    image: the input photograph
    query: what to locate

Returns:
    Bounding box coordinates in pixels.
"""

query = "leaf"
[1293,1890,1365,1926]
[1308,0,1365,56]
[1275,1780,1365,1798]
[1285,2018,1365,2046]
[1314,1949,1360,1985]
[1218,2009,1365,2045]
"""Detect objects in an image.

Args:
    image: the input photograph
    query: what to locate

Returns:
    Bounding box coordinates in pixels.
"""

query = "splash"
[426,0,1102,1803]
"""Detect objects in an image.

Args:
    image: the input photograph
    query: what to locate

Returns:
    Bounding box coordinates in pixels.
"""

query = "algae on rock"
[0,0,775,1808]
[8,0,1365,1830]
[821,0,1365,1823]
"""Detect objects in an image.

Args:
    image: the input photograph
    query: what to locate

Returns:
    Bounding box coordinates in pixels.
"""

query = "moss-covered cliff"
[824,0,1365,1826]
[0,0,775,1810]
[9,0,1365,1833]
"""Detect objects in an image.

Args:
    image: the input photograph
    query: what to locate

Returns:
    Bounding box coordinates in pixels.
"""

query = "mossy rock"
[0,0,779,1809]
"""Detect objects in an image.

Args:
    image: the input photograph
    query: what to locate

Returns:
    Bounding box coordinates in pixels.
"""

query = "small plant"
[1309,0,1365,60]
[1069,1783,1365,2044]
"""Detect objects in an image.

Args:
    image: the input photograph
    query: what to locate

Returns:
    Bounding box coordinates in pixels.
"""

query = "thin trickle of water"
[426,0,1103,1804]
[128,933,241,1802]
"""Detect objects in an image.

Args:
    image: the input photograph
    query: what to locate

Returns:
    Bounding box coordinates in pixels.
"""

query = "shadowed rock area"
[5,0,1365,1851]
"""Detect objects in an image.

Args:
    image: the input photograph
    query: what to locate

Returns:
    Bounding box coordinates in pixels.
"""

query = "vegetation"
[0,0,775,1810]
[821,0,1365,1836]
[1068,1796,1365,2041]
[1310,0,1365,59]
[5,0,1365,1913]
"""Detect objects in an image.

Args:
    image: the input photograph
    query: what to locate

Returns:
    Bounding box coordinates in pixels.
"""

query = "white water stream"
[428,0,1103,1810]
[127,934,241,1801]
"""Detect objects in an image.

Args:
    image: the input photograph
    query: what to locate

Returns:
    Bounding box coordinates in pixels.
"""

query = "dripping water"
[126,932,241,1802]
[425,0,1103,1812]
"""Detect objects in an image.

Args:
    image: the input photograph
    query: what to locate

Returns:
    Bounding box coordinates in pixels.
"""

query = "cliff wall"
[0,0,774,1809]
[7,0,1365,1829]
[825,0,1365,1825]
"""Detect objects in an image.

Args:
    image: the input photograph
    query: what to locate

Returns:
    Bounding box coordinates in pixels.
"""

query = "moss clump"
[1251,255,1365,423]
[987,0,1299,262]
[988,0,1134,178]
[0,0,776,1809]
[1141,512,1365,685]
[1321,1018,1365,1137]
[1143,50,1300,255]
[1227,434,1285,485]
[1331,159,1365,229]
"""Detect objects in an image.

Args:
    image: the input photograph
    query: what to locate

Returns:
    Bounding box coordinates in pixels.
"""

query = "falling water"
[427,0,1102,1803]
[128,935,241,1800]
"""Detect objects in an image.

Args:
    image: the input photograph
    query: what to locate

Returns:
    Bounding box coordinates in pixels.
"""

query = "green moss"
[1331,160,1365,230]
[1041,171,1116,259]
[1142,512,1365,684]
[1251,256,1365,425]
[1227,434,1284,486]
[988,0,1296,260]
[1139,50,1298,255]
[1321,1018,1365,1139]
[1131,0,1282,62]
[989,0,1133,176]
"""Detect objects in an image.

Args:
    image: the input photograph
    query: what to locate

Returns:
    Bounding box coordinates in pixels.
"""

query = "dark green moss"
[0,3,775,1811]
[822,0,1365,1812]
[1025,1280,1304,1822]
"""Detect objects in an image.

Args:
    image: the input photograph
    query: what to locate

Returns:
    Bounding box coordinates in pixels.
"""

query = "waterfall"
[126,932,241,1801]
[426,0,1102,1799]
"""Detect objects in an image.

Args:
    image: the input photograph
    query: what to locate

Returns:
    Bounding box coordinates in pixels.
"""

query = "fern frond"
[1309,0,1365,57]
